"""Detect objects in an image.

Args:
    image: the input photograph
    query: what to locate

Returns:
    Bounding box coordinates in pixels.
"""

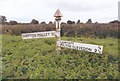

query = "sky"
[0,0,119,23]
[118,1,120,21]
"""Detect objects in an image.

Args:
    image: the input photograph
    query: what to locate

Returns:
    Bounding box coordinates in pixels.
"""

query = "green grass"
[62,36,118,57]
[2,35,119,79]
[0,35,2,81]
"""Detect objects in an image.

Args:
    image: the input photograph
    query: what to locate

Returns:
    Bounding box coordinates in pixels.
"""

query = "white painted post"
[54,9,63,51]
[56,20,61,51]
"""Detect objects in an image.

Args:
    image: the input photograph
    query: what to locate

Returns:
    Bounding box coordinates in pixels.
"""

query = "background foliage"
[2,23,119,38]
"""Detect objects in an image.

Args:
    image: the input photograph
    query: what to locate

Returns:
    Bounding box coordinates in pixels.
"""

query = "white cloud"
[118,1,120,21]
[0,0,119,23]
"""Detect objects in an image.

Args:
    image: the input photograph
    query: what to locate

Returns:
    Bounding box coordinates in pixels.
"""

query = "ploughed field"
[2,35,119,79]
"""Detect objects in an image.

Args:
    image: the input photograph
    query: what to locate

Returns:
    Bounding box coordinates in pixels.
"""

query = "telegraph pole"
[54,9,63,51]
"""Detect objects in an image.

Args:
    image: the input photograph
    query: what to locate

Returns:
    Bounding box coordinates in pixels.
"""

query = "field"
[2,35,119,79]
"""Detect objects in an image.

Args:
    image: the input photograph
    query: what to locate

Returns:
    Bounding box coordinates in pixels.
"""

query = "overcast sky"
[0,0,119,23]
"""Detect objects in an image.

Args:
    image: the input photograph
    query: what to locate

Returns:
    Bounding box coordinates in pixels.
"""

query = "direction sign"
[21,9,104,54]
[60,40,103,54]
[22,31,56,39]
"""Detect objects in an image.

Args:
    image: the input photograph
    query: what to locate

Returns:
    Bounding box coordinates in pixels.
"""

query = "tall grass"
[2,35,119,79]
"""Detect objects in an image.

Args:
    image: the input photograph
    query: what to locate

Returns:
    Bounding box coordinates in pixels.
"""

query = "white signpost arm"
[21,31,56,39]
[60,40,103,54]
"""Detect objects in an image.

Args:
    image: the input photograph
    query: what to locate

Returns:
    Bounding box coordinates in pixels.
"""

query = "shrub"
[2,23,118,38]
[67,20,75,24]
[30,19,39,24]
[9,20,18,25]
[86,19,92,24]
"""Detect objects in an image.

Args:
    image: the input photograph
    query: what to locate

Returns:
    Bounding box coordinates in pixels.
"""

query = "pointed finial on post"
[54,9,63,21]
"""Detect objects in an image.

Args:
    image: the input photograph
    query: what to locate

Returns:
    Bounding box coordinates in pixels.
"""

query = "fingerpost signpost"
[54,9,62,51]
[21,9,103,54]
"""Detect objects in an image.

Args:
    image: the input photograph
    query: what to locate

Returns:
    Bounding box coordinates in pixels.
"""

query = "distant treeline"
[2,23,119,39]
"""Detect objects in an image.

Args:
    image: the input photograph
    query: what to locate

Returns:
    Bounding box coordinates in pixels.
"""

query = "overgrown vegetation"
[2,35,119,79]
[1,21,119,79]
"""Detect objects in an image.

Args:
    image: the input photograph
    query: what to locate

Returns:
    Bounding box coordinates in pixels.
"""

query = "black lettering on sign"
[72,45,75,49]
[37,34,43,37]
[78,47,82,50]
[85,47,87,50]
[73,45,76,49]
[64,42,67,47]
[60,41,64,47]
[76,46,79,50]
[47,33,50,36]
[43,33,46,36]
[98,46,102,54]
[88,48,92,52]
[61,41,67,47]
[82,47,86,50]
[84,47,88,51]
[22,34,27,38]
[68,42,72,48]
[44,33,47,36]
[28,34,36,38]
[51,32,55,36]
[94,49,97,53]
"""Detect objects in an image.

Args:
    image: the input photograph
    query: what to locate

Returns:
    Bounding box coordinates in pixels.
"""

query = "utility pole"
[54,9,63,51]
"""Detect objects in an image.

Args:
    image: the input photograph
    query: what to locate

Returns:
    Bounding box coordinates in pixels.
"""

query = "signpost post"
[54,9,63,51]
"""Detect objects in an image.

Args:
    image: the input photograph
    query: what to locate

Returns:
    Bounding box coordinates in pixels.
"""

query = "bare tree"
[0,16,7,24]
[30,19,39,24]
[86,19,92,24]
[9,20,18,25]
[40,21,46,24]
[67,20,75,24]
[77,20,80,24]
[49,21,53,24]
